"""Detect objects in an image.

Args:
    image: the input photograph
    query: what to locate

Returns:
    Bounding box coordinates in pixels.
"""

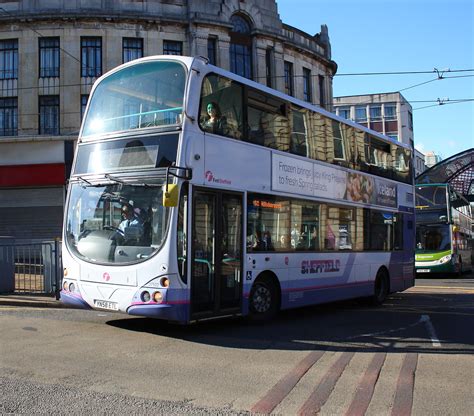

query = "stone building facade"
[0,0,337,240]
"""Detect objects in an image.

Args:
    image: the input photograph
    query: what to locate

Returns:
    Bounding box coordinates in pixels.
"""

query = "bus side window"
[393,213,403,250]
[199,73,244,140]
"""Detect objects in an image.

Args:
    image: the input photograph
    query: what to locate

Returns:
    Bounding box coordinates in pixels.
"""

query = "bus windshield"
[415,185,447,209]
[82,60,186,137]
[415,224,451,252]
[65,183,170,264]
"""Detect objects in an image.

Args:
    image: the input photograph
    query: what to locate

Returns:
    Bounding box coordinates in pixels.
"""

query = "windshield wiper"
[105,174,127,185]
[77,176,92,188]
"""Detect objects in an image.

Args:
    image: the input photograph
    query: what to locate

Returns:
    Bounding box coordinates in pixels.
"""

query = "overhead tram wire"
[255,68,474,81]
[413,98,474,111]
[1,10,472,113]
[334,69,474,76]
[0,8,472,87]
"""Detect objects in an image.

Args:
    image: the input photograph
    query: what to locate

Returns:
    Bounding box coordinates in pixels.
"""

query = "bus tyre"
[248,276,279,321]
[371,268,389,306]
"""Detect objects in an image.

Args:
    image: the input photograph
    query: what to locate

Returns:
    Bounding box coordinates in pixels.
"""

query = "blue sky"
[277,0,474,160]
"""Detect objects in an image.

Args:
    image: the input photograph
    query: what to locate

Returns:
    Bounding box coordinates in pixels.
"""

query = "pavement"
[0,294,67,308]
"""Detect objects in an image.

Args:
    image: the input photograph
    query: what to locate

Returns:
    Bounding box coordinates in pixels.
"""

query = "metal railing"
[0,239,62,298]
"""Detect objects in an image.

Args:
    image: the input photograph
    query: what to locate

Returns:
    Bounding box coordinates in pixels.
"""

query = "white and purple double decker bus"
[61,56,415,323]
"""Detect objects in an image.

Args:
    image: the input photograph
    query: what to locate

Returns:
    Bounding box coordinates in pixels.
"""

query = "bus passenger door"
[191,189,243,319]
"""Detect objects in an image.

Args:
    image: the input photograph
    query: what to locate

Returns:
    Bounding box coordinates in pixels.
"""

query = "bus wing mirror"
[163,184,179,207]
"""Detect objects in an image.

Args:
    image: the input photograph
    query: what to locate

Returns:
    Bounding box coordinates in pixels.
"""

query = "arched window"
[229,14,252,79]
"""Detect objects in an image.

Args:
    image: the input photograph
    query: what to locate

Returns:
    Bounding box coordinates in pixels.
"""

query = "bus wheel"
[248,276,279,321]
[371,268,389,306]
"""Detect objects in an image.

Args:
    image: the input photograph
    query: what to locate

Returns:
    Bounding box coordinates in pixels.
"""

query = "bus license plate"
[417,269,430,273]
[94,299,118,311]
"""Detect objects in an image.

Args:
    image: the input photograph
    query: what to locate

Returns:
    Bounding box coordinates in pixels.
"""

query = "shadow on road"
[107,290,474,355]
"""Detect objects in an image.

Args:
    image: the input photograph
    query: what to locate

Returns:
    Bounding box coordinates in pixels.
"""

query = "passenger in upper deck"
[202,101,228,135]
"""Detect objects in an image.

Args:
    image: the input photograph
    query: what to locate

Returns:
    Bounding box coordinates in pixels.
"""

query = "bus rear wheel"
[248,276,279,321]
[371,268,389,306]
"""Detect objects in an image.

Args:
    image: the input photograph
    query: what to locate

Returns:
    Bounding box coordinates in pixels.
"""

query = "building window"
[39,95,59,135]
[0,97,17,136]
[39,37,60,78]
[284,61,294,96]
[81,37,102,77]
[303,68,312,102]
[122,38,143,63]
[81,95,89,121]
[384,103,396,120]
[370,105,382,121]
[387,132,398,141]
[229,14,252,79]
[0,39,18,80]
[318,75,325,108]
[338,107,350,119]
[265,49,273,88]
[408,111,413,130]
[207,38,217,65]
[163,40,183,56]
[355,106,367,122]
[332,120,345,159]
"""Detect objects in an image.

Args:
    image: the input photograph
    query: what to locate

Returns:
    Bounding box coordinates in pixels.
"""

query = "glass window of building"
[332,120,345,160]
[355,106,367,122]
[229,14,252,79]
[207,38,217,65]
[39,95,59,135]
[284,61,294,96]
[265,48,273,88]
[163,40,183,56]
[81,37,102,77]
[338,107,350,119]
[370,105,382,121]
[39,37,59,78]
[303,67,312,102]
[122,38,143,63]
[318,75,325,108]
[0,97,17,136]
[0,39,18,80]
[384,103,396,120]
[81,95,89,121]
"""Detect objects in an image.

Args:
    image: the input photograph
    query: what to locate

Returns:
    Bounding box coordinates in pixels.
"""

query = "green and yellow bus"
[415,183,473,275]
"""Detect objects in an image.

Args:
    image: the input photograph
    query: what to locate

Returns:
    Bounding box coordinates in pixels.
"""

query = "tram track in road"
[250,350,419,416]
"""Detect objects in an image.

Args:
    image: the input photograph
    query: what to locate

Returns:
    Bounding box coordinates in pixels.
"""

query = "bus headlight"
[153,291,163,303]
[63,281,69,291]
[141,291,151,302]
[438,254,452,264]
